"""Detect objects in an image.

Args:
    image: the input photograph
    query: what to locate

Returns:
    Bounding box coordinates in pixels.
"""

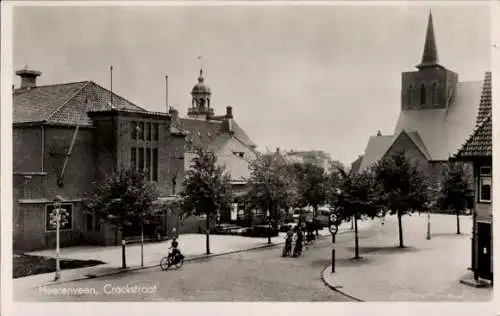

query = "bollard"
[331,248,336,273]
[121,239,127,269]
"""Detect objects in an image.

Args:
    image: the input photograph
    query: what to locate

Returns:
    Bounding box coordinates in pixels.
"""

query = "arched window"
[420,83,426,105]
[408,84,413,105]
[431,82,438,104]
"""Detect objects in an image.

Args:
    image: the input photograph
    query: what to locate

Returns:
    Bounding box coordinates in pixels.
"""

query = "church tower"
[187,69,214,119]
[401,12,458,111]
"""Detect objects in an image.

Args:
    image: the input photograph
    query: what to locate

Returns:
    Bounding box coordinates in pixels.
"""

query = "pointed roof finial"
[198,68,204,83]
[417,10,441,69]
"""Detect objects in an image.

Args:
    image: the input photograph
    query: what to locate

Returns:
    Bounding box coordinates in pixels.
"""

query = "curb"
[30,229,356,289]
[320,266,364,302]
[34,241,285,288]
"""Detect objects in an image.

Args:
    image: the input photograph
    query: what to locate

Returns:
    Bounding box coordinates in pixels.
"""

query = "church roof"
[13,81,146,126]
[417,11,442,69]
[393,80,483,161]
[357,135,394,173]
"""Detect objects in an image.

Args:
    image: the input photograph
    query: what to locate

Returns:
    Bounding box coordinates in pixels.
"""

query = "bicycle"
[160,253,184,270]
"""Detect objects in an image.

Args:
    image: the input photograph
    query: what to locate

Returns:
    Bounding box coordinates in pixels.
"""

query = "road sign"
[329,224,338,235]
[329,213,337,223]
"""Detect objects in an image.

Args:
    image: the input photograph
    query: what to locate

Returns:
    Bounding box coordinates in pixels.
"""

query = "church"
[356,12,489,188]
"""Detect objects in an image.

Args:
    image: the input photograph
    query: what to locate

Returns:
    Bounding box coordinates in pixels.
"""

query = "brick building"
[13,69,186,251]
[356,12,487,188]
[174,70,259,224]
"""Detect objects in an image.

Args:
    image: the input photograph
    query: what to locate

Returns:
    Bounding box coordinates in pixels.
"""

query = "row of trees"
[83,148,473,257]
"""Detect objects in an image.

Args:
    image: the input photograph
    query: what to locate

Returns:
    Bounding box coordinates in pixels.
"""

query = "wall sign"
[46,203,73,232]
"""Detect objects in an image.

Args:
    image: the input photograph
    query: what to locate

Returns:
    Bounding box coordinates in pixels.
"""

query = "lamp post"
[426,183,441,240]
[266,209,271,244]
[53,195,64,281]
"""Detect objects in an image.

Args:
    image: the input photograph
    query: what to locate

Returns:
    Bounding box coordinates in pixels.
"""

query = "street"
[17,223,382,302]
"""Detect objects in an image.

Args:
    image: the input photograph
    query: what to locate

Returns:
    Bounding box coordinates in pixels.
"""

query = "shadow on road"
[347,245,420,255]
[335,256,373,267]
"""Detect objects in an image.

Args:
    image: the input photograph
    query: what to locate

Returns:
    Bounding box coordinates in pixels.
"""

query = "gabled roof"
[455,114,492,159]
[350,155,364,175]
[393,80,482,160]
[13,81,146,126]
[405,131,432,160]
[357,135,394,173]
[475,71,492,128]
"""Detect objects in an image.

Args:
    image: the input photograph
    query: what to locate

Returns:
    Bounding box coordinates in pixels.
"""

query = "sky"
[12,3,491,165]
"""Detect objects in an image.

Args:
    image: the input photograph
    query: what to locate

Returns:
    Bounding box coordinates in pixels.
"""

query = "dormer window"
[420,83,426,105]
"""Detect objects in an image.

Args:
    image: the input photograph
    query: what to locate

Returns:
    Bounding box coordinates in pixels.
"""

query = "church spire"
[417,11,440,69]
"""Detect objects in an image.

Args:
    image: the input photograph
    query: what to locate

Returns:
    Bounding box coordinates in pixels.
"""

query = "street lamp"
[52,194,64,281]
[426,183,441,240]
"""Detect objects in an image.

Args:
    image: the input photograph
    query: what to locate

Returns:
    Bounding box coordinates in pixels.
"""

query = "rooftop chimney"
[169,107,180,124]
[16,68,41,89]
[377,130,382,136]
[225,106,233,119]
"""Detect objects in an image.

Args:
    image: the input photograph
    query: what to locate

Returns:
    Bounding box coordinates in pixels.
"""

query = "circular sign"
[329,213,337,223]
[329,224,338,234]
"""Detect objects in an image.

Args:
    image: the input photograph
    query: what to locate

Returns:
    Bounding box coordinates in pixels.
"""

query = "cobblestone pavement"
[16,220,383,302]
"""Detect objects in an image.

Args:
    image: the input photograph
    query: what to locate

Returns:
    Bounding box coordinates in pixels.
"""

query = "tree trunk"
[313,205,319,236]
[206,213,211,254]
[267,203,272,245]
[456,210,461,234]
[354,215,360,259]
[398,211,404,248]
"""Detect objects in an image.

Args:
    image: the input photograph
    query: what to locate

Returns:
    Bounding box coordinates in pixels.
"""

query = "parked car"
[314,209,330,228]
[241,225,279,238]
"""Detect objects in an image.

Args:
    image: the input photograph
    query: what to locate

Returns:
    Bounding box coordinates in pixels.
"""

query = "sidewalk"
[321,214,493,302]
[15,220,366,291]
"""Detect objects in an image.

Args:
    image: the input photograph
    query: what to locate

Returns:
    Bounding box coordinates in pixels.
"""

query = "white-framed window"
[479,166,492,203]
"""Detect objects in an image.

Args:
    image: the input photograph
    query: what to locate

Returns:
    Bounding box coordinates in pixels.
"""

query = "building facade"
[13,69,186,251]
[175,70,259,224]
[455,72,493,284]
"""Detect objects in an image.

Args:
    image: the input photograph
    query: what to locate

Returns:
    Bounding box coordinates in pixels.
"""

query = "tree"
[439,162,473,234]
[329,164,382,259]
[292,162,328,235]
[180,148,233,254]
[246,150,298,244]
[373,151,431,248]
[84,168,159,267]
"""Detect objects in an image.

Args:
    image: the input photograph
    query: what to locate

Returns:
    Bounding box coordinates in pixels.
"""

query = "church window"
[431,82,438,104]
[408,84,413,105]
[420,83,426,105]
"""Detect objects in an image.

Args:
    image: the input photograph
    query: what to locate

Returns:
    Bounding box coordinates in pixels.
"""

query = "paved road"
[19,223,383,302]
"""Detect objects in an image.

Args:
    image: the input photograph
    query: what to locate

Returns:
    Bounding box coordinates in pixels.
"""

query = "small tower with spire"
[187,69,214,120]
[401,11,458,111]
